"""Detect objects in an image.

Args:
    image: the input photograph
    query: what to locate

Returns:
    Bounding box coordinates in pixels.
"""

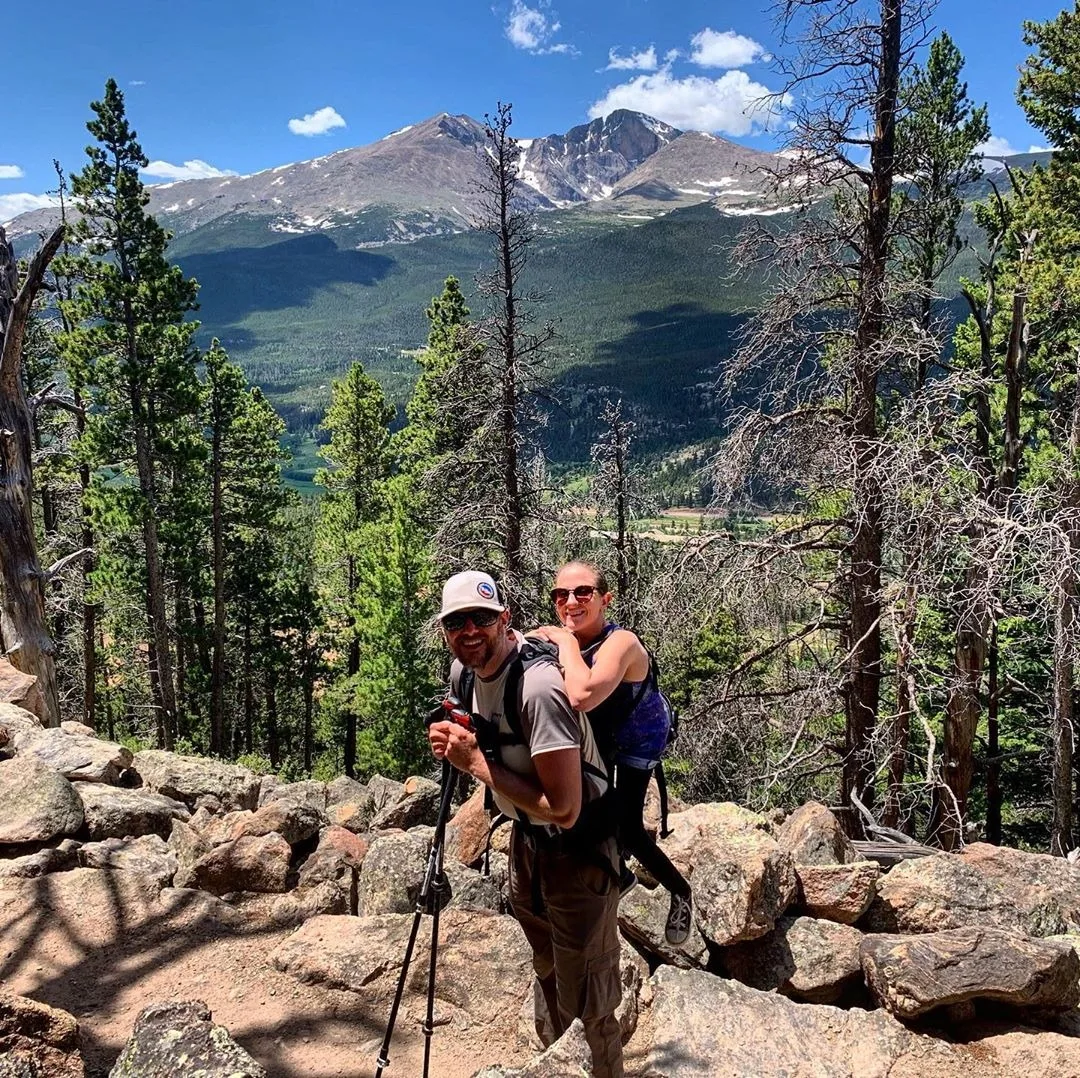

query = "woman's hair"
[557,560,610,594]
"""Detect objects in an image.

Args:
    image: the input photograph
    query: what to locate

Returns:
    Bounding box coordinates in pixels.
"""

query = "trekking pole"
[374,756,457,1078]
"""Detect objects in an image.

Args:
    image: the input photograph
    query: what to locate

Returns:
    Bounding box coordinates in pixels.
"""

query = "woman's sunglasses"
[441,608,501,633]
[551,585,599,605]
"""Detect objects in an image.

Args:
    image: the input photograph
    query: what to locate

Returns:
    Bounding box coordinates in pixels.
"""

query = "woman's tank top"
[581,623,670,765]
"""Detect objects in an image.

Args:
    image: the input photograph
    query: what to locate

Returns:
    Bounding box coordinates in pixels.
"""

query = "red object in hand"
[442,698,473,730]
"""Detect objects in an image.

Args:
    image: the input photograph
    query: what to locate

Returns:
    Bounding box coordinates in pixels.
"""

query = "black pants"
[614,762,690,897]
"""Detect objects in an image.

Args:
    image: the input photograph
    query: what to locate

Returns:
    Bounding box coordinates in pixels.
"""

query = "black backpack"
[581,628,678,838]
[453,639,618,866]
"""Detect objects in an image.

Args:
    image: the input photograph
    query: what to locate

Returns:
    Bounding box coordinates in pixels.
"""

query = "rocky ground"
[3,688,1080,1076]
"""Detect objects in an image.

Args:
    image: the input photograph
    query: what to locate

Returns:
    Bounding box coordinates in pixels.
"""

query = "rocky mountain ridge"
[6,109,780,246]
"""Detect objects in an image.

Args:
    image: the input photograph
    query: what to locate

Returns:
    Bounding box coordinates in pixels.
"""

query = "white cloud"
[0,165,25,180]
[288,106,347,136]
[141,159,238,181]
[1029,144,1051,154]
[589,68,789,137]
[689,28,767,69]
[606,46,657,72]
[505,1,573,55]
[0,192,59,224]
[976,135,1019,158]
[129,79,146,86]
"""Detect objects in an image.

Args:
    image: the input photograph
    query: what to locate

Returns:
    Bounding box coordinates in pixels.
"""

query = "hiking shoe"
[618,865,638,896]
[665,890,692,945]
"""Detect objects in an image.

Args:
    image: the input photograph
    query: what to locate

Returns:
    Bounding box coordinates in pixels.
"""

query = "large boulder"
[325,774,367,807]
[660,804,796,946]
[640,965,964,1077]
[108,1000,264,1077]
[861,927,1080,1019]
[177,832,292,895]
[13,727,132,784]
[0,662,44,720]
[797,861,879,924]
[0,758,83,843]
[167,819,211,886]
[777,801,856,866]
[472,1019,592,1078]
[74,782,189,840]
[866,843,1080,937]
[618,881,709,969]
[0,839,80,880]
[131,750,260,811]
[722,915,864,1004]
[0,988,84,1078]
[227,799,322,846]
[77,835,178,891]
[269,825,368,923]
[259,779,327,812]
[367,774,406,815]
[358,830,429,915]
[445,860,506,913]
[0,702,43,741]
[446,785,493,867]
[272,910,534,1027]
[370,775,442,831]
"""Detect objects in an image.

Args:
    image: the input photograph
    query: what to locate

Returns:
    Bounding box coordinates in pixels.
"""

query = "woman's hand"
[531,625,579,650]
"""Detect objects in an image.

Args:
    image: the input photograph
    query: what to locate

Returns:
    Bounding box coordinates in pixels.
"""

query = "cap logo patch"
[477,581,496,600]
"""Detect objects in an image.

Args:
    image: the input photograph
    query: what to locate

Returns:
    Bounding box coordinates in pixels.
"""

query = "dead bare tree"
[0,224,65,725]
[423,102,562,625]
[718,0,935,829]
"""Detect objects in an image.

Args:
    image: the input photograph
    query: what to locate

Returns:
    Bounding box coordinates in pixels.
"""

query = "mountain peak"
[518,109,682,205]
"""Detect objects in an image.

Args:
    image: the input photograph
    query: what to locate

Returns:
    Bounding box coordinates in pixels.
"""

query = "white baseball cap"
[439,571,505,620]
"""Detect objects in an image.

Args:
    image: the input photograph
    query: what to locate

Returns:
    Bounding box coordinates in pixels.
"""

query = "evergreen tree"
[60,78,204,748]
[896,32,989,356]
[315,363,394,777]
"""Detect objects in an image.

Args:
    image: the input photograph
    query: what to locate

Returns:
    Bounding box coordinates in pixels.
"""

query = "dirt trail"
[0,870,526,1077]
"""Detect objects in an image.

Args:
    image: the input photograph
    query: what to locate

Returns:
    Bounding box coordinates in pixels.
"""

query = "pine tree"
[896,31,989,356]
[884,32,988,828]
[315,363,394,777]
[60,78,204,748]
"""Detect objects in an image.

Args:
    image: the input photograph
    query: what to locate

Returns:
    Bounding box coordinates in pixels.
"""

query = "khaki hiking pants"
[508,826,624,1078]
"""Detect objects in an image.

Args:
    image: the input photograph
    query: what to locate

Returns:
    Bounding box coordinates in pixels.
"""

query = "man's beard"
[451,634,497,670]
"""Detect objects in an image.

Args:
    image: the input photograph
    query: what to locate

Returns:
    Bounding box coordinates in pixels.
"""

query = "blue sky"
[2,0,1066,222]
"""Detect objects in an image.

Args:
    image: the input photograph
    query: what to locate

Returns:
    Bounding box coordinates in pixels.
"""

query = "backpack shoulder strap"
[502,639,559,743]
[453,665,475,711]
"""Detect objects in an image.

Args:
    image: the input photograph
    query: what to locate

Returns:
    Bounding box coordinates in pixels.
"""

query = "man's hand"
[427,720,484,777]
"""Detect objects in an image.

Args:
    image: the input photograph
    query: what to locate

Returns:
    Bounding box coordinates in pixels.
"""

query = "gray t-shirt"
[450,636,608,829]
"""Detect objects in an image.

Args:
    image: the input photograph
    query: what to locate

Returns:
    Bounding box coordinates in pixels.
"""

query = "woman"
[532,561,693,946]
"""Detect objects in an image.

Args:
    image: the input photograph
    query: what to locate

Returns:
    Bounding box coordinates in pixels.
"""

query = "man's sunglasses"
[442,608,501,633]
[551,586,599,605]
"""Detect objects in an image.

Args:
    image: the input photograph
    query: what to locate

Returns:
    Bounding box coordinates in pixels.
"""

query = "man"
[428,570,623,1078]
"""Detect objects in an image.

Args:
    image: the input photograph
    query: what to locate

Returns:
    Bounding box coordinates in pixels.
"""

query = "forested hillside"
[3,0,1080,867]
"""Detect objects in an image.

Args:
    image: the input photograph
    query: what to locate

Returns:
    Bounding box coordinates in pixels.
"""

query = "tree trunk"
[129,380,177,749]
[495,129,524,609]
[0,225,64,727]
[885,584,916,830]
[939,269,1029,848]
[303,670,314,775]
[243,615,254,756]
[1051,348,1080,856]
[210,387,226,755]
[266,639,280,769]
[1052,532,1075,855]
[76,389,97,729]
[985,625,1002,845]
[345,553,358,778]
[840,0,900,821]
